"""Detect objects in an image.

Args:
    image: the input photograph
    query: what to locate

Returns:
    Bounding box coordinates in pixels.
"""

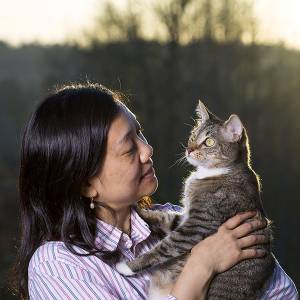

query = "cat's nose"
[186,147,195,155]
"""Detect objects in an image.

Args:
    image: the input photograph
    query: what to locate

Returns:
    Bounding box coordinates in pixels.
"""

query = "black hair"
[9,82,135,299]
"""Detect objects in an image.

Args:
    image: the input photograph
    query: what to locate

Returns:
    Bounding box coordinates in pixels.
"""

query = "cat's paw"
[116,261,136,276]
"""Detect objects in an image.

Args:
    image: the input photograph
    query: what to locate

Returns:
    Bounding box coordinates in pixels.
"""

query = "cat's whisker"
[190,117,197,124]
[175,149,185,157]
[179,158,189,168]
[179,142,187,150]
[169,158,182,169]
[184,122,193,128]
[169,157,183,169]
[169,153,187,169]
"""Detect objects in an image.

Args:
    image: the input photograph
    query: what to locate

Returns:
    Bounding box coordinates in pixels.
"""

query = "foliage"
[85,0,256,45]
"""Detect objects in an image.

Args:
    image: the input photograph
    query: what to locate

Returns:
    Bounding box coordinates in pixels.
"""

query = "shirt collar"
[94,206,151,252]
[130,206,151,246]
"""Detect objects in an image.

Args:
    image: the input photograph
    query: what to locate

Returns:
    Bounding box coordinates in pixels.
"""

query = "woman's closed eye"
[127,144,137,154]
[124,127,145,155]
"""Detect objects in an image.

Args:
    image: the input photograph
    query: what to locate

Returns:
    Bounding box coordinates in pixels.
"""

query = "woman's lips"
[141,167,155,179]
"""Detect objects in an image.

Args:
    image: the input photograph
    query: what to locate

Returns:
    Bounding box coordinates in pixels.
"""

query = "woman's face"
[88,106,158,210]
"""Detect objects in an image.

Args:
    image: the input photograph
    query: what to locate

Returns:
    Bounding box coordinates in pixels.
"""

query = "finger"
[237,235,269,249]
[233,219,267,238]
[239,248,267,260]
[223,211,257,230]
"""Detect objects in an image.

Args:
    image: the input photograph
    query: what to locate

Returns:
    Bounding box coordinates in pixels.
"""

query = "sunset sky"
[0,0,299,49]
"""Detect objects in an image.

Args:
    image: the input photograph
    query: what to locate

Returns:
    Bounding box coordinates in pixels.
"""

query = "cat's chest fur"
[183,166,230,198]
[181,166,230,218]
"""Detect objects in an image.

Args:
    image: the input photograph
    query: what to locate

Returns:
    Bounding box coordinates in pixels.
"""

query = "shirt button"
[126,242,132,249]
[122,234,132,249]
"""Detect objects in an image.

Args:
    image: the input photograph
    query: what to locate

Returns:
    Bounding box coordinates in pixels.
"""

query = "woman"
[11,83,297,299]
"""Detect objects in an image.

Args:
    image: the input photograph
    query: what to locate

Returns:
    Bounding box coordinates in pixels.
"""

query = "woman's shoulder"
[28,241,89,274]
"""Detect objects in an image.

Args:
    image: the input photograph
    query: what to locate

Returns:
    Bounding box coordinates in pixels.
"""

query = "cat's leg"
[148,256,186,300]
[116,218,203,275]
[148,270,174,300]
[136,207,182,233]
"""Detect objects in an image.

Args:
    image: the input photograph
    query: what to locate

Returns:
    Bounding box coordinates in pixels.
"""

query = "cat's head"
[186,100,250,169]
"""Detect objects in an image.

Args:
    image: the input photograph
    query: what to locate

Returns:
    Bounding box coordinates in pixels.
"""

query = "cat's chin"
[186,155,200,167]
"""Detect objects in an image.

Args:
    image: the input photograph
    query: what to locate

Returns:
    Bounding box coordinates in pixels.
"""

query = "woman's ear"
[80,176,99,198]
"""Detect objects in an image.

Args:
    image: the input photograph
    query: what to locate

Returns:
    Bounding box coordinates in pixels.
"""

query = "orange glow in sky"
[0,0,299,49]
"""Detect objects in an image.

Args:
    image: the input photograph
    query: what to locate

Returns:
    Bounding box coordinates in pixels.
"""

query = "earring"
[90,197,95,209]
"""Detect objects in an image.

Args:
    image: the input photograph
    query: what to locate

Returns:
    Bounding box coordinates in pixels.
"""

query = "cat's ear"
[196,100,210,125]
[221,114,243,142]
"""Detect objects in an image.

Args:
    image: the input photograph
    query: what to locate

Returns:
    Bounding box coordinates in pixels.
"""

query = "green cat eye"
[205,137,215,147]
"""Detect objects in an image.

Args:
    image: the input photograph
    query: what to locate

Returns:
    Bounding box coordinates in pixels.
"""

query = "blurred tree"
[153,0,257,44]
[86,0,142,44]
[154,0,193,44]
[83,0,257,46]
[203,0,214,40]
[216,0,256,43]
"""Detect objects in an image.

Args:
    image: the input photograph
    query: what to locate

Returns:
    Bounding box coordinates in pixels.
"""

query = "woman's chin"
[141,175,158,196]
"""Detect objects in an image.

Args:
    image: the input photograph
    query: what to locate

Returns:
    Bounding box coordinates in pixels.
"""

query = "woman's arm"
[170,210,268,300]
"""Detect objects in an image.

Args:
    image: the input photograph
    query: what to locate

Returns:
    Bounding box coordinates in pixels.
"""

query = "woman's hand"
[190,210,268,275]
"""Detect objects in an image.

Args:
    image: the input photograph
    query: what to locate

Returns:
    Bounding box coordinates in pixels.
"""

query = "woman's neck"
[96,205,131,235]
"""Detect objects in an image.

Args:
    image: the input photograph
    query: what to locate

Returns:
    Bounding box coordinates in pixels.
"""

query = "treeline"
[87,0,256,44]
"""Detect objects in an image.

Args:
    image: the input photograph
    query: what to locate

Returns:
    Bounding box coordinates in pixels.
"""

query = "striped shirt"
[28,203,298,299]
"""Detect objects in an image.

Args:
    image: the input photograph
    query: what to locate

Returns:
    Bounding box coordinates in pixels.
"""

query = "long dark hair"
[9,82,150,299]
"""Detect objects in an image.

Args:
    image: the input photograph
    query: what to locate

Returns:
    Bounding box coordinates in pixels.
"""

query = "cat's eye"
[205,137,215,147]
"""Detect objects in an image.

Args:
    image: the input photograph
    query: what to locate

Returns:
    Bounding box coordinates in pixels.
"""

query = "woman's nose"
[140,143,153,163]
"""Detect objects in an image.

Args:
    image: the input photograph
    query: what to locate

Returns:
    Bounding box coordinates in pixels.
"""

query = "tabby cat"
[116,100,275,299]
